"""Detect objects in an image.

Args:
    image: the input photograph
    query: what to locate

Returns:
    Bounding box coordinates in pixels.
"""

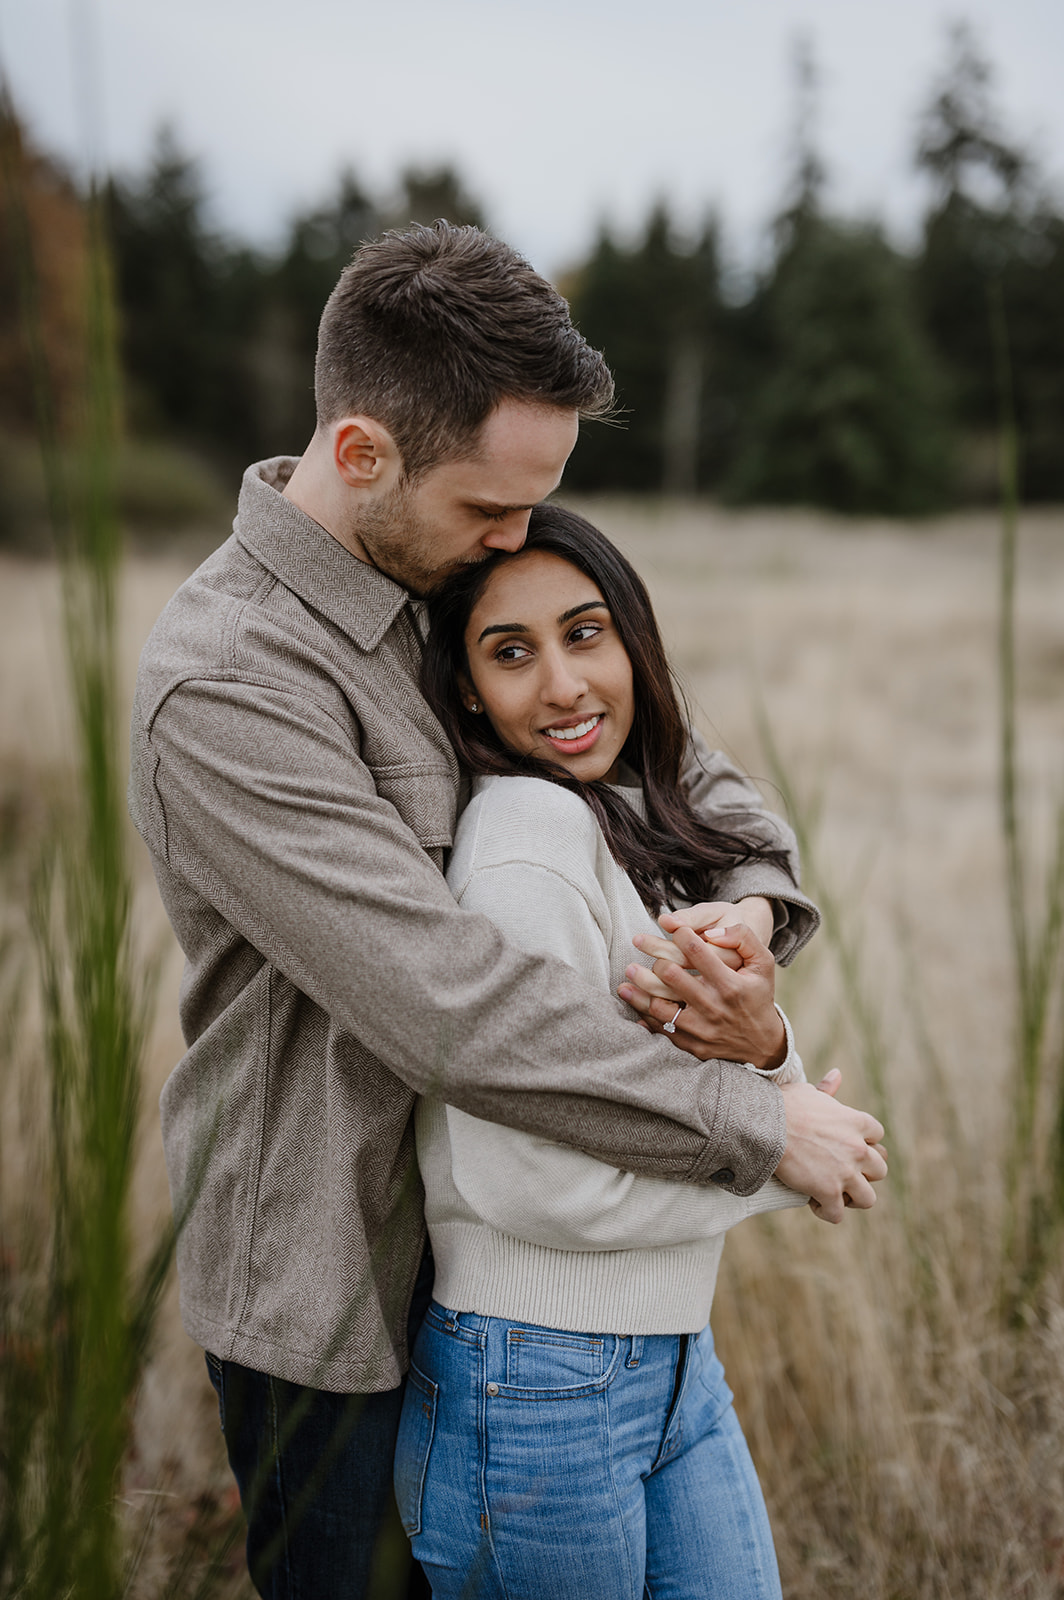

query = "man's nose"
[481,509,532,553]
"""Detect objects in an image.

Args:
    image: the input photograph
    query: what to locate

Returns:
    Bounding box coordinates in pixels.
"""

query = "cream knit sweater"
[417,774,808,1335]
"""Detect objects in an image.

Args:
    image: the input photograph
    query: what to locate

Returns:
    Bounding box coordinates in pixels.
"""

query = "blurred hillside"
[2,25,1062,541]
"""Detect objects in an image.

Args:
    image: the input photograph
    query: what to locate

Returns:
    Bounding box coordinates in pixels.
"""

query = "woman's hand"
[660,895,775,948]
[619,920,786,1070]
[630,897,774,984]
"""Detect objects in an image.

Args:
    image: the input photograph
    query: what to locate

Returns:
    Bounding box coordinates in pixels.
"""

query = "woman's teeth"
[544,715,601,740]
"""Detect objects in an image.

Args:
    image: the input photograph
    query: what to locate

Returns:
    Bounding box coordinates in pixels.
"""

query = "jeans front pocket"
[394,1363,438,1537]
[505,1326,612,1391]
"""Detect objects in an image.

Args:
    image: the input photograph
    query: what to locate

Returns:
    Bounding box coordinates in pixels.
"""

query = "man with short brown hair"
[314,221,615,478]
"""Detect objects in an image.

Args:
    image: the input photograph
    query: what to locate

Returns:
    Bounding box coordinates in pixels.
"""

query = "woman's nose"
[541,651,586,706]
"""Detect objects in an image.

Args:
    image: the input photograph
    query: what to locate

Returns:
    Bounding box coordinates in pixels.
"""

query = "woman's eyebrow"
[476,601,607,645]
[477,621,529,643]
[558,601,608,624]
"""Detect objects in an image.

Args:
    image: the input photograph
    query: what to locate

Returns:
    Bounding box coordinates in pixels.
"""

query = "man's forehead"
[433,402,579,496]
[476,397,580,451]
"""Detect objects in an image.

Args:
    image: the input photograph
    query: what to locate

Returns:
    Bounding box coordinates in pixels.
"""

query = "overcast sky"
[2,0,1062,278]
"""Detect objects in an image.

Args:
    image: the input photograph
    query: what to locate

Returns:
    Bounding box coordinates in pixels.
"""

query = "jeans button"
[485,1382,499,1396]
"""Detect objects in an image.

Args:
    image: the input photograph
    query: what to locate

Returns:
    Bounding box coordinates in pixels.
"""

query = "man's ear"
[332,416,401,489]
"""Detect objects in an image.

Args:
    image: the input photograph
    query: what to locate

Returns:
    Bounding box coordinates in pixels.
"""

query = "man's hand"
[619,921,786,1070]
[777,1077,888,1223]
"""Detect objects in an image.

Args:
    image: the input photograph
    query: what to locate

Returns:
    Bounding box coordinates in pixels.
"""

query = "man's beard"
[352,479,484,598]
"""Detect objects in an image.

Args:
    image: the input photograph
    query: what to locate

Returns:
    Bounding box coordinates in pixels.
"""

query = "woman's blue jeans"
[394,1301,783,1600]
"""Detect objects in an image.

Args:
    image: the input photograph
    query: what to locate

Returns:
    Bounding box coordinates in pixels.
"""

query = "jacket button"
[486,1382,499,1396]
[711,1168,735,1185]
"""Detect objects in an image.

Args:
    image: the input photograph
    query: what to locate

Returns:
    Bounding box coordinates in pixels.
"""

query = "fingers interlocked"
[620,922,784,1069]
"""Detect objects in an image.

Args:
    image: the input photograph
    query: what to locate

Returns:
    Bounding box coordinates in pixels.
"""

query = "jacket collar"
[234,457,410,653]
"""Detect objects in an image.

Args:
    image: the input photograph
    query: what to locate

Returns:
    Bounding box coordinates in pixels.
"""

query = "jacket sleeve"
[145,675,788,1195]
[443,856,808,1250]
[680,729,820,966]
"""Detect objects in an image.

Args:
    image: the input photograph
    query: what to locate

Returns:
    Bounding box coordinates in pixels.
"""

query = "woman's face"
[463,550,635,785]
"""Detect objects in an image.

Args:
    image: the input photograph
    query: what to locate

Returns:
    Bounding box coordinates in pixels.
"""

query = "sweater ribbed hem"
[429,1222,724,1335]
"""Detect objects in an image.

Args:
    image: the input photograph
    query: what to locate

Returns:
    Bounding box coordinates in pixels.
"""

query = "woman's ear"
[457,671,481,714]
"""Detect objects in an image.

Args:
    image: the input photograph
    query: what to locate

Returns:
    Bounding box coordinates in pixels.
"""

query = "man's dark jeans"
[204,1251,433,1600]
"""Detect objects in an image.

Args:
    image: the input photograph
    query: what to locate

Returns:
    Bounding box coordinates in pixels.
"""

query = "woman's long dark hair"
[422,504,792,915]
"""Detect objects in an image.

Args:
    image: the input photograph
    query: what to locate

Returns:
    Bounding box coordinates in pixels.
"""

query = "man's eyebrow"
[476,601,606,645]
[470,500,538,514]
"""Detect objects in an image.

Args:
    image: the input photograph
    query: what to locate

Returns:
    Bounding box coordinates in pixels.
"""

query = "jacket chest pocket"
[369,762,458,853]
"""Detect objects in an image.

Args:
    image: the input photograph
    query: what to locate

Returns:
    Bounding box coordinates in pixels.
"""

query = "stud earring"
[469,701,480,714]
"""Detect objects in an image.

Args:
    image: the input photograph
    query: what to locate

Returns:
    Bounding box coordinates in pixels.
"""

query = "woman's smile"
[463,550,635,784]
[541,712,605,752]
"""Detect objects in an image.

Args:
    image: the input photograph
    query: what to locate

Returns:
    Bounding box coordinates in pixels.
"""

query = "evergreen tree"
[728,39,951,514]
[728,215,951,513]
[914,23,1064,498]
[1003,208,1064,498]
[565,204,722,492]
[105,127,256,456]
[914,24,1028,435]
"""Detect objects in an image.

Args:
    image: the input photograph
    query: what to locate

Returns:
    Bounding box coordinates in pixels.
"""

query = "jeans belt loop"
[626,1334,644,1368]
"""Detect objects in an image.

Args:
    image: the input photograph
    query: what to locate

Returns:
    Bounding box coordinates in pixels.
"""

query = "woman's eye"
[494,642,532,662]
[569,623,602,644]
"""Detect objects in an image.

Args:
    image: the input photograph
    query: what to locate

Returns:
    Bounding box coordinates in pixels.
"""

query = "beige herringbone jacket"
[128,458,818,1392]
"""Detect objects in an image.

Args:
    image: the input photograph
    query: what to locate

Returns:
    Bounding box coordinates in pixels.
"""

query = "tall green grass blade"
[991,280,1064,1303]
[749,704,957,1324]
[0,80,193,1599]
[756,706,901,1174]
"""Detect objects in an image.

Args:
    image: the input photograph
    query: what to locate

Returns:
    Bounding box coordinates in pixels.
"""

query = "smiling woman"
[404,503,811,1600]
[461,548,635,783]
[422,504,794,917]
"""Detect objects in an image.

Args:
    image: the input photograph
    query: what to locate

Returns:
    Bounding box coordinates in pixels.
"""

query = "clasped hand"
[617,897,889,1224]
[617,897,786,1069]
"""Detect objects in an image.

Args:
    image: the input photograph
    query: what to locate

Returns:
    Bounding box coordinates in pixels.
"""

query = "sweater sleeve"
[444,846,807,1251]
[680,729,821,966]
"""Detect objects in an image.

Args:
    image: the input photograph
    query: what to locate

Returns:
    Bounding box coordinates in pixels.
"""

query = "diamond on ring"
[663,1004,685,1035]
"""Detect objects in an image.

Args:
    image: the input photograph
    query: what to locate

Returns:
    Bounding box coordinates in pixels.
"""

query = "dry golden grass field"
[2,500,1062,1596]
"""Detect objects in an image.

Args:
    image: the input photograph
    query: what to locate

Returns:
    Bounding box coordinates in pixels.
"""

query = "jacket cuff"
[685,1063,787,1197]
